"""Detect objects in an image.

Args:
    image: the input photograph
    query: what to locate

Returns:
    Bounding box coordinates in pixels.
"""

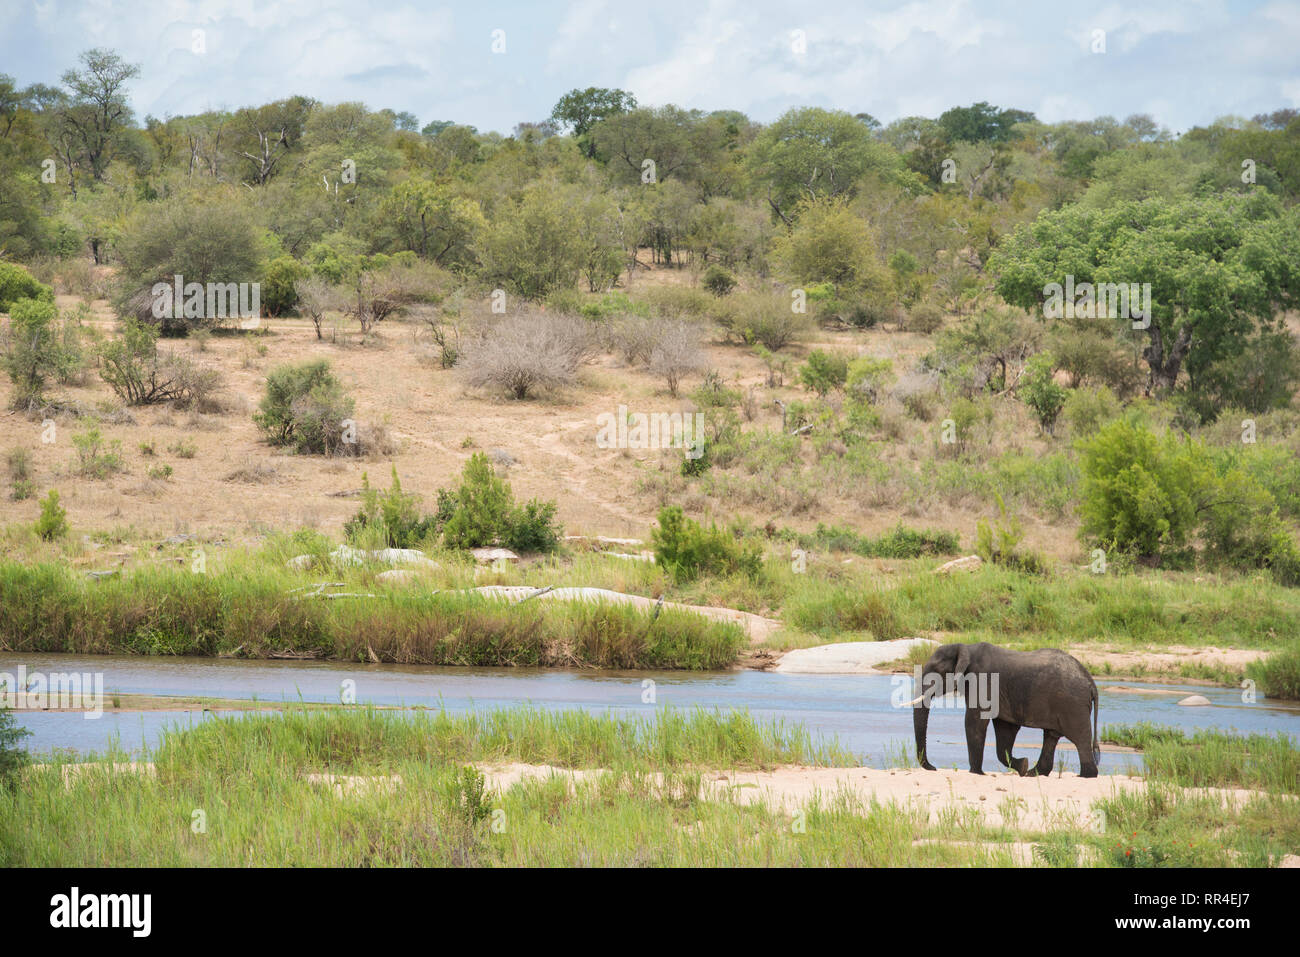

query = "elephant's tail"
[1091,681,1101,766]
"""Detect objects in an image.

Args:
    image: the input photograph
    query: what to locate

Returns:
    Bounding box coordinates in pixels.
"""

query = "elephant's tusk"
[907,695,925,707]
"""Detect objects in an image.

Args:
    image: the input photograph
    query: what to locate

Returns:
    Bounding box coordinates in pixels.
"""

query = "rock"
[370,548,439,568]
[935,555,982,575]
[606,552,655,563]
[1177,694,1212,707]
[331,544,370,567]
[85,569,119,580]
[286,554,315,570]
[564,535,645,547]
[489,448,517,467]
[376,569,415,584]
[329,545,437,568]
[471,547,519,565]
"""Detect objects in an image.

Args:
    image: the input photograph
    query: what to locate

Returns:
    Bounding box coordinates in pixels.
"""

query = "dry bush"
[223,458,280,483]
[345,260,447,335]
[354,419,399,458]
[648,321,708,396]
[459,311,594,399]
[605,316,660,365]
[710,289,810,350]
[295,275,347,341]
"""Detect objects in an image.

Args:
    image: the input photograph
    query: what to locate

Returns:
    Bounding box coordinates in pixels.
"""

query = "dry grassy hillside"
[1,264,1079,559]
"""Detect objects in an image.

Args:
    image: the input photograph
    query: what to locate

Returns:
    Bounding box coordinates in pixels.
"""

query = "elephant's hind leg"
[1070,727,1099,778]
[1034,731,1060,777]
[992,718,1028,775]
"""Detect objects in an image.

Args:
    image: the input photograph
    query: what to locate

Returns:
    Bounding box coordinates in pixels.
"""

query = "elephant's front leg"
[964,707,989,774]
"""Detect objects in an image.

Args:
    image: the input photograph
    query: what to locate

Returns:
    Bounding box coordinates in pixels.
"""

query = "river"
[5,652,1299,774]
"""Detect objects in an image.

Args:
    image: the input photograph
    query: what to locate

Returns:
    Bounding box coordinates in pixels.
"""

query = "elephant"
[911,642,1100,778]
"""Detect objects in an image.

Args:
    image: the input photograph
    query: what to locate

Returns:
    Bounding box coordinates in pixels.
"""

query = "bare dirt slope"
[0,274,1076,556]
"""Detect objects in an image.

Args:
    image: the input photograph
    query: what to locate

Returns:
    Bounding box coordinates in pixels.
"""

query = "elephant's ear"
[954,644,971,676]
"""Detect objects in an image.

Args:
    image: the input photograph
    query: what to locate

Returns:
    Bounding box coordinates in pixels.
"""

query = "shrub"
[503,499,563,554]
[793,523,960,558]
[480,185,584,300]
[99,319,224,408]
[1077,420,1200,561]
[35,489,67,540]
[7,447,31,497]
[344,466,437,548]
[798,349,850,397]
[459,312,592,399]
[975,496,1047,574]
[344,259,445,335]
[648,322,707,396]
[1020,352,1068,434]
[905,301,945,334]
[680,435,713,477]
[701,264,737,296]
[0,692,30,792]
[651,505,762,583]
[1063,385,1121,438]
[710,290,809,350]
[295,275,346,341]
[606,316,661,366]
[113,196,265,334]
[633,285,713,319]
[254,360,357,455]
[0,262,54,312]
[1050,325,1144,397]
[71,427,125,479]
[442,452,515,549]
[846,356,894,404]
[260,256,307,316]
[2,297,63,408]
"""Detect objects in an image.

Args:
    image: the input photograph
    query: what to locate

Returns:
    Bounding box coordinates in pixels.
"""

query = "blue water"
[5,653,1298,774]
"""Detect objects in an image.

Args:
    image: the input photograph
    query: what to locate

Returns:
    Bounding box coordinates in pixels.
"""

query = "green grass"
[1247,639,1300,699]
[1102,723,1300,791]
[4,708,1295,867]
[0,560,744,669]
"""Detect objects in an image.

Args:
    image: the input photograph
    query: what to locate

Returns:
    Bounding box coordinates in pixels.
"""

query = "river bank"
[2,707,1296,867]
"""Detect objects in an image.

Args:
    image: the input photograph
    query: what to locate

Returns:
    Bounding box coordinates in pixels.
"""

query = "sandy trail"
[1069,645,1268,673]
[473,762,1272,833]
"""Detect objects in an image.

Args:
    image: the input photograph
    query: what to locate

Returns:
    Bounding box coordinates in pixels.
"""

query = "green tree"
[550,87,637,156]
[481,184,584,299]
[55,48,141,182]
[747,107,909,222]
[992,193,1300,399]
[380,179,484,265]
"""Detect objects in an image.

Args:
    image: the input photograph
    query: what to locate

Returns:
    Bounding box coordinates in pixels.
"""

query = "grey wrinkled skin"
[913,642,1100,778]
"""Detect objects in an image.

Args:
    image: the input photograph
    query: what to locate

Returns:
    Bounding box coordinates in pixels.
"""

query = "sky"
[1,0,1298,135]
